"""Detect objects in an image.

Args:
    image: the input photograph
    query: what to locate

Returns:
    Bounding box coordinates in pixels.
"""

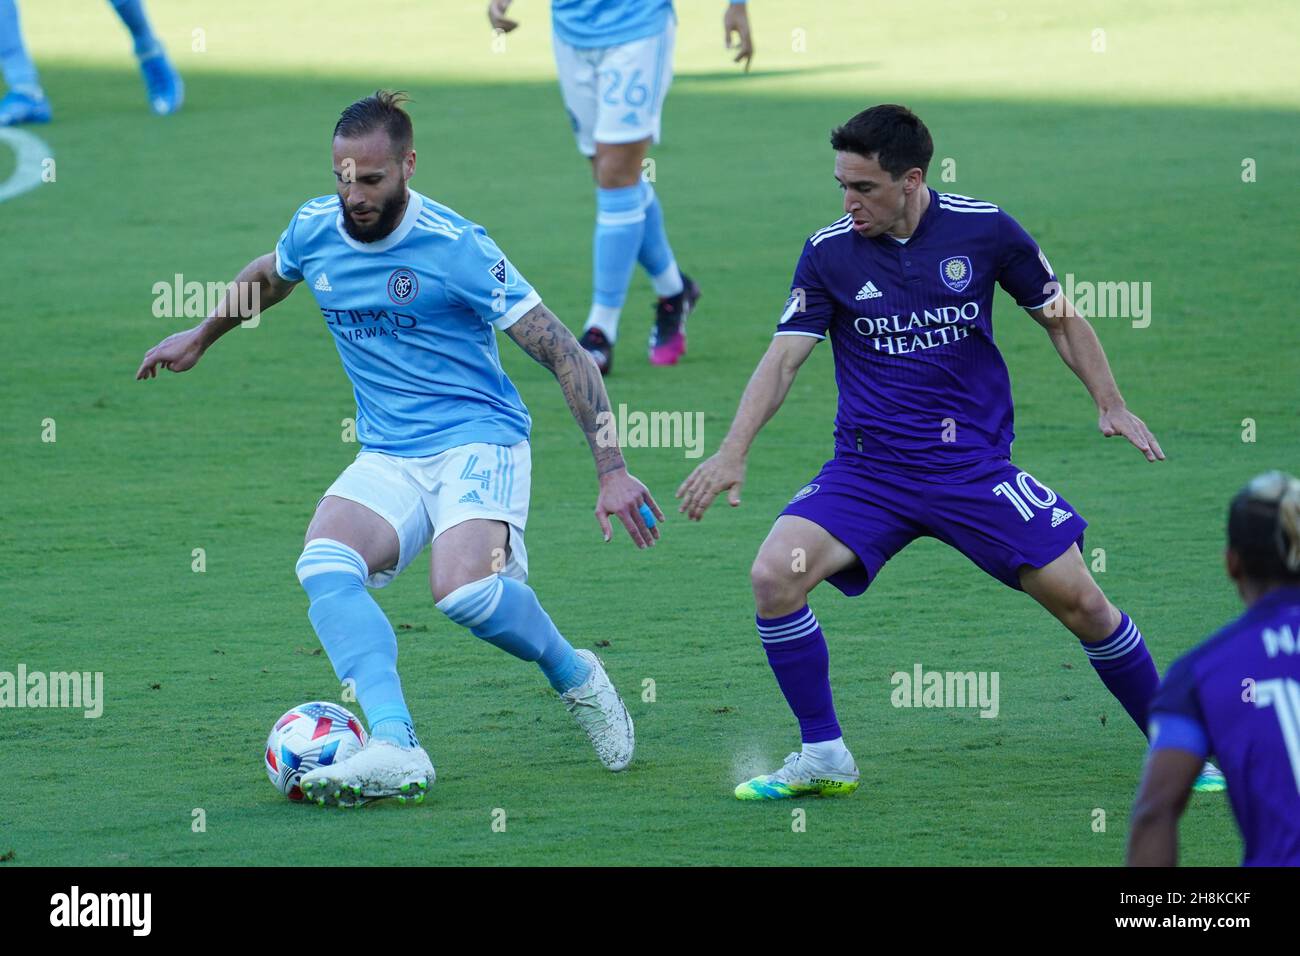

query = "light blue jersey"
[275,190,538,458]
[551,0,674,48]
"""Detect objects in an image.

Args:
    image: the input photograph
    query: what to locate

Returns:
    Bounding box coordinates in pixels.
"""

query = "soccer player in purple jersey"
[677,103,1222,799]
[1128,471,1300,866]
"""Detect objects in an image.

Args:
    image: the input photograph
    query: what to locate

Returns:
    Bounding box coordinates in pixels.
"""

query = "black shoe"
[648,273,701,366]
[579,326,613,376]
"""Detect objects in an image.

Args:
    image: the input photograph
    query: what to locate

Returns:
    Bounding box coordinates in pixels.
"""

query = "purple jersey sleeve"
[774,239,833,339]
[995,210,1058,311]
[1148,654,1211,758]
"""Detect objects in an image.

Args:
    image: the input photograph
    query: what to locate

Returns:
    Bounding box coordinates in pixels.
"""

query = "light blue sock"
[0,0,42,96]
[296,538,418,748]
[107,0,159,56]
[437,574,592,693]
[588,183,646,340]
[638,182,683,297]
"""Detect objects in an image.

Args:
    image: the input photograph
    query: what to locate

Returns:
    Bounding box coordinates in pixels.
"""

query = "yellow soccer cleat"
[735,751,860,800]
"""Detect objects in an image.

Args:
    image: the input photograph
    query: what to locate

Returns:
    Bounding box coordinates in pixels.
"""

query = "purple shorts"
[780,455,1087,595]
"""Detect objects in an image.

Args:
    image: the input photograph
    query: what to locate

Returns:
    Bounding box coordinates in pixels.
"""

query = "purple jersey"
[776,188,1058,470]
[1149,586,1300,866]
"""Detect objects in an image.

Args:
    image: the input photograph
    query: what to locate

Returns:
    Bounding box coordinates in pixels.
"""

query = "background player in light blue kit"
[678,104,1224,800]
[136,91,661,806]
[487,0,755,373]
[1129,471,1300,866]
[0,0,182,125]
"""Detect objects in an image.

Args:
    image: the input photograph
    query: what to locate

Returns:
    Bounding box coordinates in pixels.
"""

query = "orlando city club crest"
[790,483,820,503]
[939,256,972,293]
[387,268,419,305]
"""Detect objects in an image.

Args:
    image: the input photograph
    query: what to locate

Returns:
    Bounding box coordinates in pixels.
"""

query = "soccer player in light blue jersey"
[0,0,182,125]
[487,0,755,373]
[137,91,662,806]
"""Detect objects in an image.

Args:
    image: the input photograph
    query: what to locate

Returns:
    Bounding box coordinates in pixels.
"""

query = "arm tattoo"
[505,304,626,477]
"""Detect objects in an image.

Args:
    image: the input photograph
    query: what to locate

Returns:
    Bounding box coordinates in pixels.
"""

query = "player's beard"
[340,181,408,243]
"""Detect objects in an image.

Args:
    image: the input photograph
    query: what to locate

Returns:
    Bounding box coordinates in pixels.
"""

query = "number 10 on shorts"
[992,471,1059,522]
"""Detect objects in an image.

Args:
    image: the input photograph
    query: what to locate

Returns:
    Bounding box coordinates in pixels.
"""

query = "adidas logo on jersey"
[314,273,333,293]
[1051,507,1074,527]
[855,280,883,300]
[458,490,483,505]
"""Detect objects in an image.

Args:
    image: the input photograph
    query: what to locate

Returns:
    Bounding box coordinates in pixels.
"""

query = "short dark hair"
[1228,471,1300,584]
[830,104,933,179]
[333,90,413,158]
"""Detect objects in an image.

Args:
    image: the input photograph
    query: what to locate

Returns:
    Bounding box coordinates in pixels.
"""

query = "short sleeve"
[1148,653,1210,758]
[446,225,541,331]
[774,239,833,340]
[995,209,1058,311]
[275,214,303,283]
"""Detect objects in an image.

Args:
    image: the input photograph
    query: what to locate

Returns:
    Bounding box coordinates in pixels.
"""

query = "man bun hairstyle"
[334,90,414,158]
[830,104,933,180]
[1228,470,1300,583]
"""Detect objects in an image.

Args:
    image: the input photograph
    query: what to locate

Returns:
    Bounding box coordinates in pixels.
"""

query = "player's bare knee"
[1058,585,1116,640]
[1076,587,1118,637]
[750,555,806,617]
[432,571,474,606]
[594,148,643,188]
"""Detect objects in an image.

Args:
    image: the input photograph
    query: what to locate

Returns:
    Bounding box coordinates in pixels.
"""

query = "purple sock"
[757,606,841,743]
[1080,611,1159,735]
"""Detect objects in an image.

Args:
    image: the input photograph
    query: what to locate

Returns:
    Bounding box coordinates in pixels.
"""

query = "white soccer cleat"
[562,649,635,771]
[300,739,435,807]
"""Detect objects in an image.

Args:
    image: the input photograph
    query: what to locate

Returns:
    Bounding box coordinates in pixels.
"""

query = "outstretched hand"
[1099,406,1165,462]
[488,0,519,32]
[136,327,206,380]
[596,467,663,548]
[724,3,754,71]
[676,450,745,521]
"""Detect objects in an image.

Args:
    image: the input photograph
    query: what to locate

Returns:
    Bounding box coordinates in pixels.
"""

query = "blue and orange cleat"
[0,89,52,127]
[735,750,860,800]
[138,47,184,116]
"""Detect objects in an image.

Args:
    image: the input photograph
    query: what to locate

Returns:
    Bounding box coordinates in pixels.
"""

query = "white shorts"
[552,19,676,157]
[319,441,531,589]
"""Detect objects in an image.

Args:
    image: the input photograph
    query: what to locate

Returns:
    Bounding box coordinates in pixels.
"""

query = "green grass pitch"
[1,0,1296,865]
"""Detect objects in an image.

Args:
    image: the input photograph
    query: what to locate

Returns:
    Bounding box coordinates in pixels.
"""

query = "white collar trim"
[335,189,424,253]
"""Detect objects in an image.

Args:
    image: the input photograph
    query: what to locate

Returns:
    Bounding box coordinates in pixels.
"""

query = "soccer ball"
[264,701,367,801]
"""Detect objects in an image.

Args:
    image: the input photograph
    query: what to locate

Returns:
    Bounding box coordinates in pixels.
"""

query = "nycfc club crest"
[387,268,418,305]
[939,256,972,293]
